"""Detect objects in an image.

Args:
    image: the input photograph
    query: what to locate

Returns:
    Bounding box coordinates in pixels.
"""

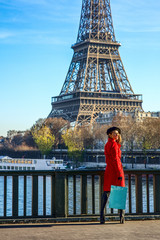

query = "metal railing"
[0,169,160,220]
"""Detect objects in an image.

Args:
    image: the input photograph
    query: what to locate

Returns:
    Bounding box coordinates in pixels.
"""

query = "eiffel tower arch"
[48,0,143,125]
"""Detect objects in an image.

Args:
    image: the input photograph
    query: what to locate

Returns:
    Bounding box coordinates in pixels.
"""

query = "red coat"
[103,138,125,191]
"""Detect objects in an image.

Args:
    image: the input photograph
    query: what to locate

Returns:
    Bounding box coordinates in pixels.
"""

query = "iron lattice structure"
[48,0,143,124]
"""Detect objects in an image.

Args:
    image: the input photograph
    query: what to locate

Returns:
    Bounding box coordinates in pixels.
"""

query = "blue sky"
[0,0,160,137]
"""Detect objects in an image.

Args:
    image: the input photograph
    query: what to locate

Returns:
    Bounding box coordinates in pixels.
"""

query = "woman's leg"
[100,191,110,224]
[120,209,125,224]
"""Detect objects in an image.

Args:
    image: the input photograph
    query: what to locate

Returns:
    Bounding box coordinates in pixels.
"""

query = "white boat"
[0,156,66,171]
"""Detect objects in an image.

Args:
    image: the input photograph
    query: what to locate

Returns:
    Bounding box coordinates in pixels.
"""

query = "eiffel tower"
[48,0,143,124]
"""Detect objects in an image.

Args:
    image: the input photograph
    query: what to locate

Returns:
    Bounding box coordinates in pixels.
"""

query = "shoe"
[100,191,109,224]
[100,215,105,224]
[120,216,125,224]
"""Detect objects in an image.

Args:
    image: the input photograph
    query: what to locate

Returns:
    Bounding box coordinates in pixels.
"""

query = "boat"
[0,156,66,171]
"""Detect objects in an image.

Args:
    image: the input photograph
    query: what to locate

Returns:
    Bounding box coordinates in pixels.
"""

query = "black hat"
[106,127,121,135]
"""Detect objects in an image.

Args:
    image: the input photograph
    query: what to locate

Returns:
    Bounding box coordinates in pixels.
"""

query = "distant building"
[96,110,160,125]
[134,111,160,122]
[7,130,26,139]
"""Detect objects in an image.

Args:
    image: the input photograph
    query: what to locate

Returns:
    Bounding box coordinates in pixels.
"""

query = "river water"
[0,175,154,217]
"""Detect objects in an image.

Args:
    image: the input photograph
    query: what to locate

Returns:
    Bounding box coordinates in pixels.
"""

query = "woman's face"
[110,130,119,141]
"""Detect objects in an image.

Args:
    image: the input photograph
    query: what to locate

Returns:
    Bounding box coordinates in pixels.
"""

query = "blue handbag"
[109,185,127,210]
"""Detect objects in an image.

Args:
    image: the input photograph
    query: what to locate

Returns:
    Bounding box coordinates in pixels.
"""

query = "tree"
[112,113,140,150]
[136,118,160,150]
[23,131,37,148]
[62,128,84,166]
[93,123,110,148]
[77,124,95,149]
[11,134,23,148]
[31,118,46,131]
[31,125,55,158]
[45,117,70,148]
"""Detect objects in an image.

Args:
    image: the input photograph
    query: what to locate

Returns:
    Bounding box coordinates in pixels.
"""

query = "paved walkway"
[0,220,160,240]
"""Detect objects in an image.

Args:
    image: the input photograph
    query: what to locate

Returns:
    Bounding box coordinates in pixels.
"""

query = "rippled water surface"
[0,175,154,216]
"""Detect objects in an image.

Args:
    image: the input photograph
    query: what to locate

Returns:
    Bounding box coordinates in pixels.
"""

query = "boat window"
[7,166,10,169]
[25,160,28,164]
[11,166,14,170]
[12,160,14,163]
[3,166,6,169]
[28,161,32,164]
[50,160,54,164]
[34,160,37,164]
[19,167,22,170]
[32,167,35,170]
[27,167,30,170]
[23,167,26,170]
[15,167,18,170]
[0,166,2,169]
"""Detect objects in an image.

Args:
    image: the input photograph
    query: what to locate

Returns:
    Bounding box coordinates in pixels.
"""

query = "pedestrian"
[100,127,125,224]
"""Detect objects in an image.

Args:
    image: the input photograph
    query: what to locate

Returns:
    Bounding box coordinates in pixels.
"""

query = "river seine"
[0,175,154,217]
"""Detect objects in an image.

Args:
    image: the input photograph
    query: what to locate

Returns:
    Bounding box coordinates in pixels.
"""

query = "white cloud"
[0,0,81,25]
[0,29,70,45]
[112,0,160,33]
[117,26,160,34]
[0,0,47,6]
[0,31,14,39]
[19,0,47,4]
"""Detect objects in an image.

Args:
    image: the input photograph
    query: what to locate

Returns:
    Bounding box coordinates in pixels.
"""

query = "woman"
[100,127,125,224]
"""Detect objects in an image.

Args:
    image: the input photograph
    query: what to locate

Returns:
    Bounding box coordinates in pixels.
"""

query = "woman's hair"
[117,134,122,144]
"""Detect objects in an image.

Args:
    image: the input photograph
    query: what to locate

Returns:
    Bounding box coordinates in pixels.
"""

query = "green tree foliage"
[31,125,55,157]
[62,128,84,166]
